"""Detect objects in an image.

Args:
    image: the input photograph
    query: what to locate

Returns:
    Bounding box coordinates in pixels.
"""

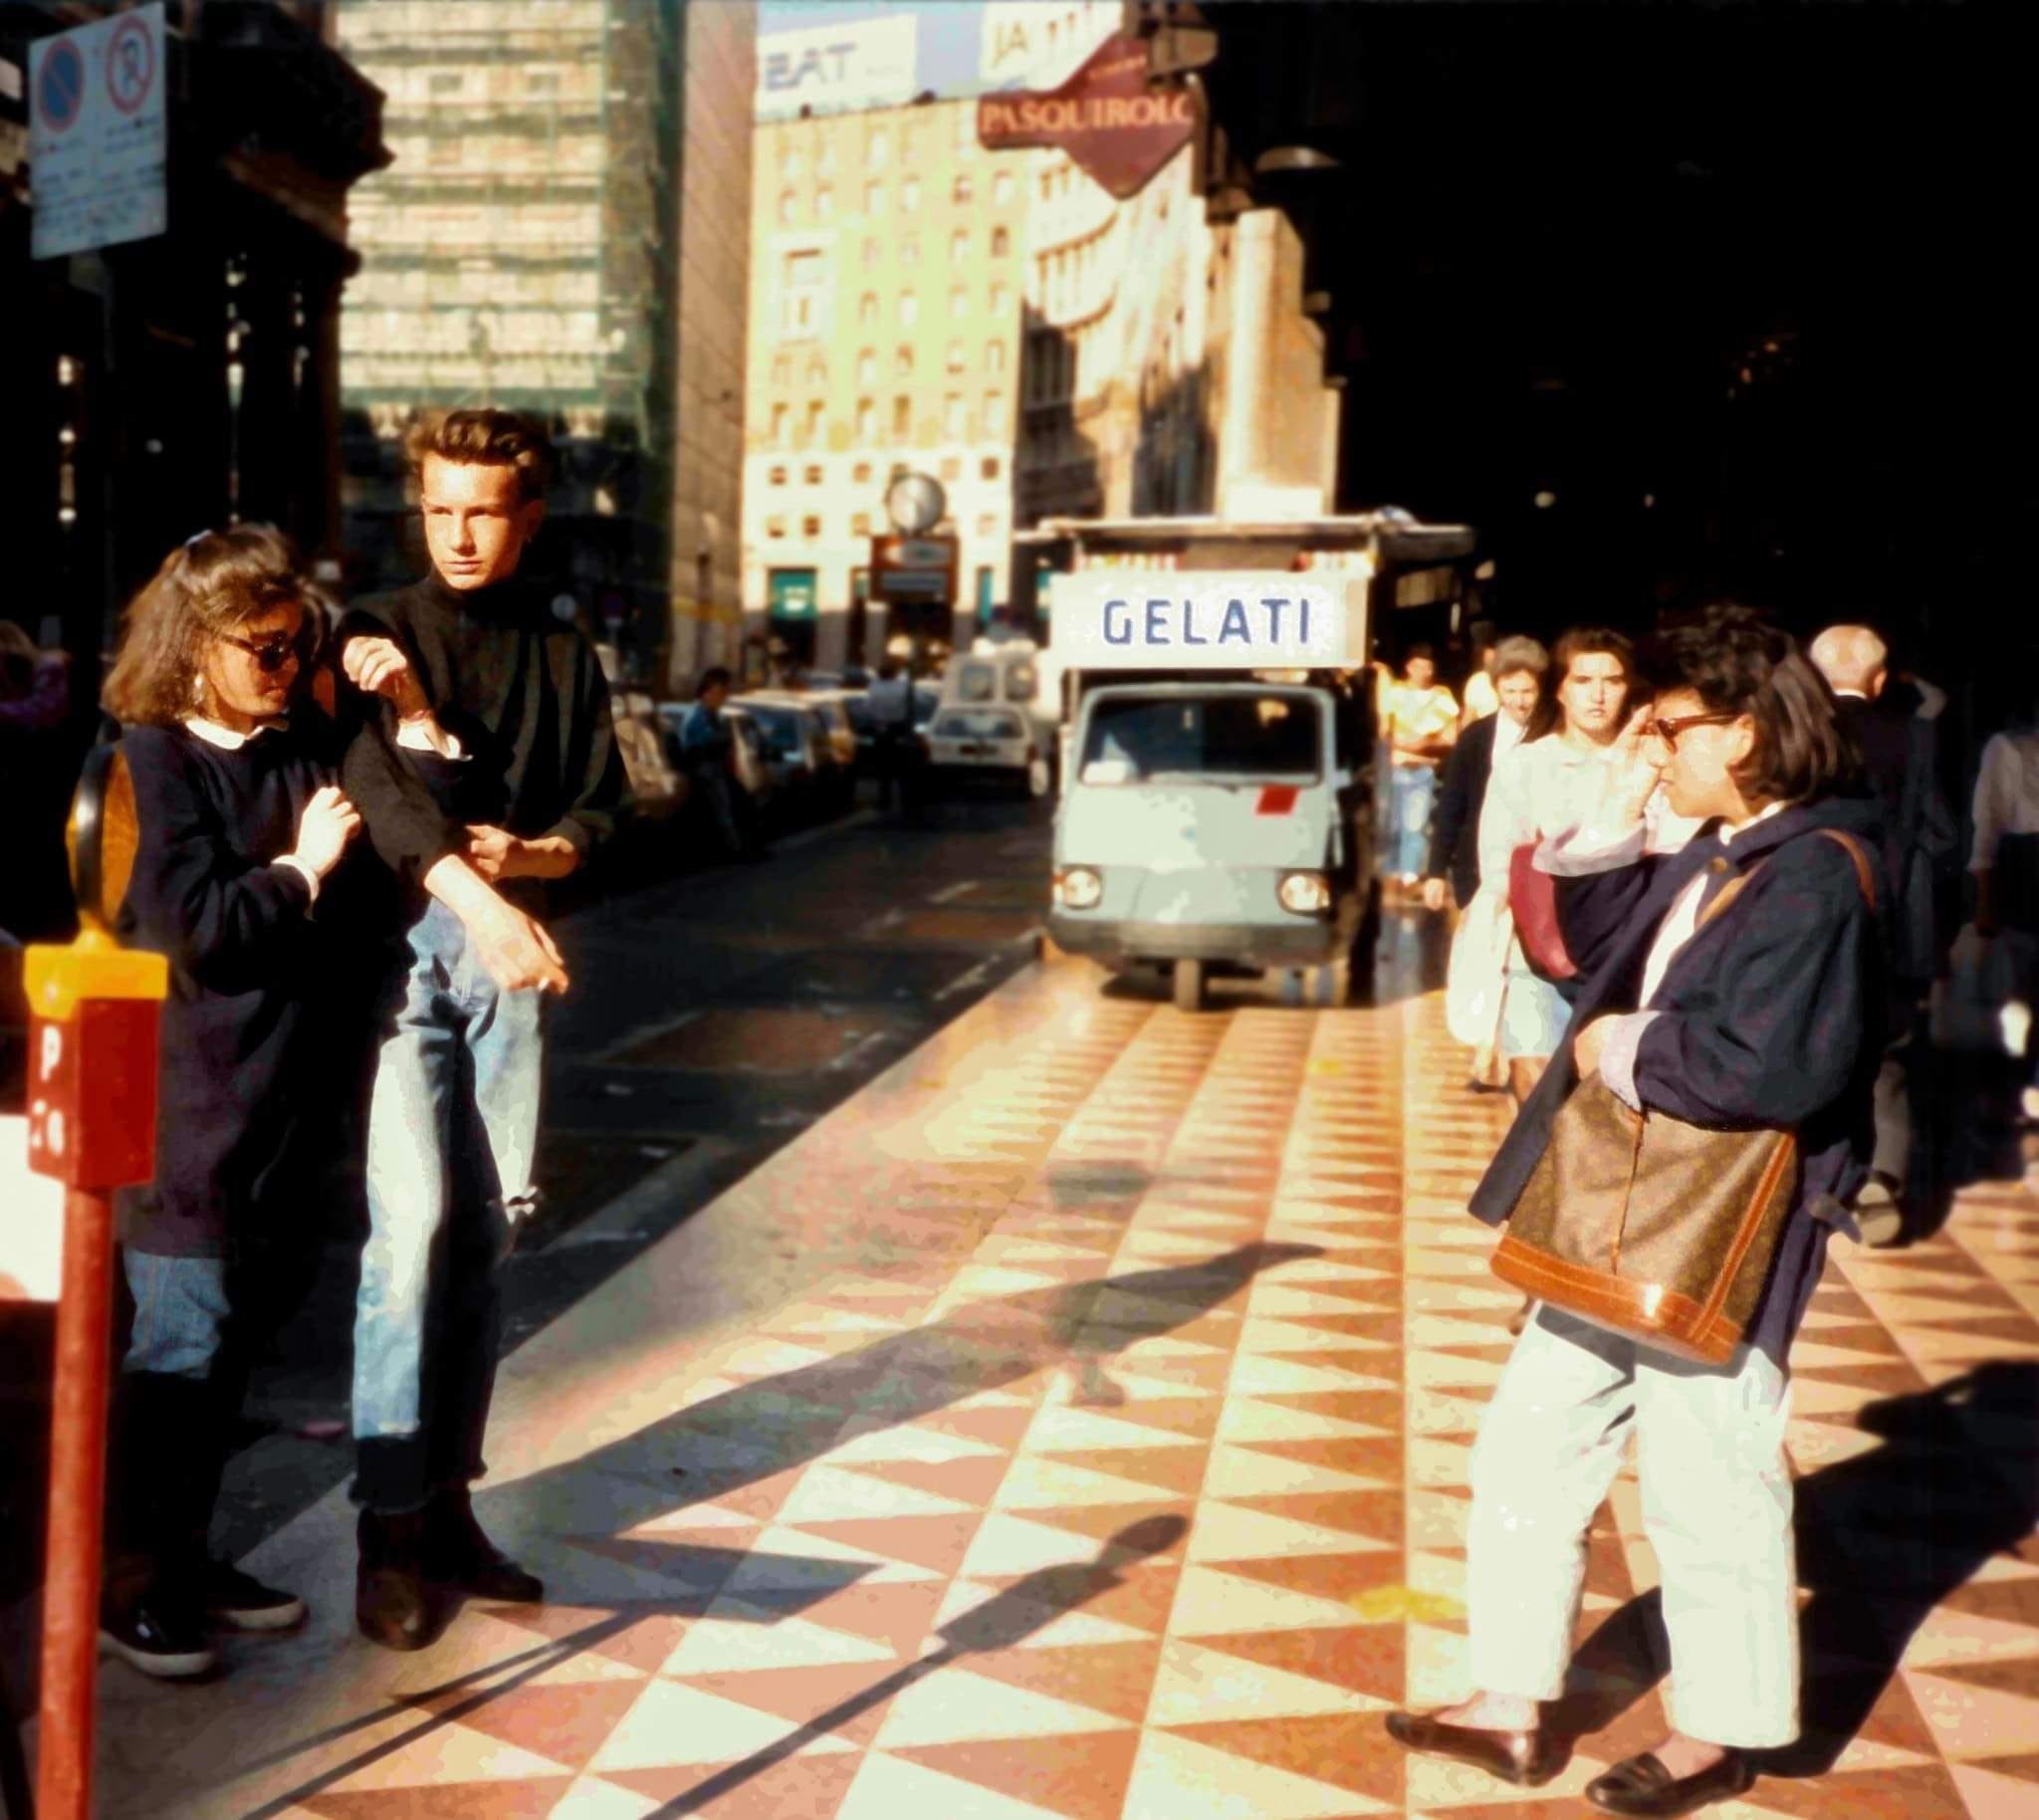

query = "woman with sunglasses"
[1390,606,1882,1818]
[94,526,421,1679]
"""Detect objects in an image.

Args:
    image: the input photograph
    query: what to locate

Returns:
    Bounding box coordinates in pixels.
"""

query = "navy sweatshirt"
[339,572,626,922]
[114,718,357,1257]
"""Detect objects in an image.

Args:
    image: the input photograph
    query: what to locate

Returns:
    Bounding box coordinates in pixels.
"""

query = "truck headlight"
[1278,871,1332,915]
[1055,866,1103,910]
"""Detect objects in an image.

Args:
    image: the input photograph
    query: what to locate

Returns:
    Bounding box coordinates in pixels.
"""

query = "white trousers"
[1466,1305,1800,1748]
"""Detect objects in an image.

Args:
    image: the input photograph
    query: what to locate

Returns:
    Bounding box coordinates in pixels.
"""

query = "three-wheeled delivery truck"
[1036,513,1477,1011]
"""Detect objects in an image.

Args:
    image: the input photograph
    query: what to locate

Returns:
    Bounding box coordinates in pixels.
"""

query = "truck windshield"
[1079,694,1321,784]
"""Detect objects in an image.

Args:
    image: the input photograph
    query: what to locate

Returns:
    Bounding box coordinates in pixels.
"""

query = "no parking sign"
[29,1,166,260]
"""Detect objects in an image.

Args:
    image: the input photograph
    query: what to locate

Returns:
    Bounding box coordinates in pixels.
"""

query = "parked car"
[609,686,684,821]
[731,693,850,821]
[801,691,862,777]
[923,702,1048,796]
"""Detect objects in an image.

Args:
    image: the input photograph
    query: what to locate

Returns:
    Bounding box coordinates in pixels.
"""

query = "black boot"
[423,1487,544,1604]
[100,1372,221,1680]
[355,1508,441,1651]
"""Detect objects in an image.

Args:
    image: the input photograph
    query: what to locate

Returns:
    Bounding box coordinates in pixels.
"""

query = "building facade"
[335,0,752,690]
[741,98,1025,673]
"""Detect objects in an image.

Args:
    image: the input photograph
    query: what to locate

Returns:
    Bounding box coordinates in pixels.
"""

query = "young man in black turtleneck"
[338,408,625,1650]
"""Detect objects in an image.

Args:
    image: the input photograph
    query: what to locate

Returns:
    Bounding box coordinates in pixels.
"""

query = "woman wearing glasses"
[95,527,423,1679]
[1390,607,1882,1818]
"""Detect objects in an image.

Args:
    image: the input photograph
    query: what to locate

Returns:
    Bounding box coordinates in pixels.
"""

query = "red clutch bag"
[1509,842,1579,981]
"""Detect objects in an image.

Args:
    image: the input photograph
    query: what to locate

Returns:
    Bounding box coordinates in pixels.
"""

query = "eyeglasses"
[221,627,313,674]
[1647,712,1738,749]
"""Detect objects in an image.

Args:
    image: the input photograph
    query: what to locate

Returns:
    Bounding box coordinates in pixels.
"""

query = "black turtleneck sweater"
[340,571,626,921]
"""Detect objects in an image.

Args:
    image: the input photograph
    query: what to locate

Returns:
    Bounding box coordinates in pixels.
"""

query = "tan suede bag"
[1491,828,1876,1365]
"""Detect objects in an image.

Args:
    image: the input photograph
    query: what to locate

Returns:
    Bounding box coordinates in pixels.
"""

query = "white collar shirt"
[1638,800,1791,1009]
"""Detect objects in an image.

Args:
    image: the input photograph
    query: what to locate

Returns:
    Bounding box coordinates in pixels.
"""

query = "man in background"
[1811,622,1956,1245]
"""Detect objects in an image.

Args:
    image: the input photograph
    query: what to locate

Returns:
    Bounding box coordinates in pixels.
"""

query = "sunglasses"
[221,626,314,674]
[1647,712,1738,748]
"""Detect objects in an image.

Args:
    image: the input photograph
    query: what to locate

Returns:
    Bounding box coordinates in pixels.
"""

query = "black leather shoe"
[356,1508,440,1651]
[424,1487,545,1604]
[1386,1710,1563,1786]
[1586,1749,1755,1817]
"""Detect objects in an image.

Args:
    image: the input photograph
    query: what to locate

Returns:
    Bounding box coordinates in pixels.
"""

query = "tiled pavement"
[74,960,2039,1819]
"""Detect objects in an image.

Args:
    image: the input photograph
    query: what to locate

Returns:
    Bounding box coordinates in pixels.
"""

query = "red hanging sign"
[977,34,1198,200]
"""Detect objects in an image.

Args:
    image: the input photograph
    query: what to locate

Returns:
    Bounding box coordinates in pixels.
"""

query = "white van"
[1046,572,1376,1010]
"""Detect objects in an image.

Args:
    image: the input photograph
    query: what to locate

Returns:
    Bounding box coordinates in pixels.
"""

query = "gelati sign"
[1051,572,1369,670]
[977,34,1197,200]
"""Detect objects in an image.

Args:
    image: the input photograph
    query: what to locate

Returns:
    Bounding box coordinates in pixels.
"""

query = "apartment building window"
[527,71,560,98]
[857,347,877,386]
[780,143,802,178]
[953,173,974,206]
[802,515,821,538]
[987,341,1007,375]
[801,400,823,448]
[770,403,790,445]
[981,456,1002,480]
[902,123,921,163]
[895,345,913,377]
[856,398,875,442]
[944,395,966,439]
[892,396,911,439]
[803,463,823,485]
[900,291,918,326]
[984,391,1006,436]
[992,227,1010,257]
[1038,168,1052,200]
[976,515,998,539]
[947,341,967,374]
[782,251,823,339]
[805,354,826,384]
[816,184,834,220]
[431,72,466,97]
[900,236,919,265]
[769,465,788,486]
[778,190,796,225]
[767,515,788,539]
[863,238,879,270]
[852,512,872,536]
[902,176,921,211]
[867,126,890,170]
[853,461,873,483]
[772,353,792,385]
[951,229,969,261]
[994,170,1014,207]
[941,455,963,481]
[950,286,968,320]
[865,181,886,214]
[429,136,464,168]
[858,293,878,328]
[991,283,1010,315]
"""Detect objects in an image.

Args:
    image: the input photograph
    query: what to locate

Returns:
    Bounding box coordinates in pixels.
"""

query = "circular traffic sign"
[37,39,85,135]
[107,13,154,116]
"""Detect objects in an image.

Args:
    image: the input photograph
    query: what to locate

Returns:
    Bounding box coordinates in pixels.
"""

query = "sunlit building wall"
[742,99,1026,672]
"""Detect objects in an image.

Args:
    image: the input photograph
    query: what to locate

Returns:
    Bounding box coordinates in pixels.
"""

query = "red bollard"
[24,930,167,1820]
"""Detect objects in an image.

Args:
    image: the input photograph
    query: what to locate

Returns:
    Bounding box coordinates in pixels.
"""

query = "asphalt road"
[0,782,1054,1603]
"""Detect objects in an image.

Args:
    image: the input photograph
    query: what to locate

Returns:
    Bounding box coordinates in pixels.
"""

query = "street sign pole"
[25,746,165,1820]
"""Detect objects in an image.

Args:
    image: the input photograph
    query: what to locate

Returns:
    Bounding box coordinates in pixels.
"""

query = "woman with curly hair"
[97,527,413,1679]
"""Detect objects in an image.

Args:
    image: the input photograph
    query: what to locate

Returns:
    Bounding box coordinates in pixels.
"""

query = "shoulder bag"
[1508,841,1578,981]
[1491,827,1877,1365]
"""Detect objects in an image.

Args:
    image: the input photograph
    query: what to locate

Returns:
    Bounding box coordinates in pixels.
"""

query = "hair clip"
[184,529,214,551]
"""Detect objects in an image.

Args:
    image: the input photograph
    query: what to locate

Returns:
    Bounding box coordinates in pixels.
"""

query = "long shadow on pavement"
[642,1514,1191,1817]
[1542,1363,2039,1781]
[483,1244,1321,1557]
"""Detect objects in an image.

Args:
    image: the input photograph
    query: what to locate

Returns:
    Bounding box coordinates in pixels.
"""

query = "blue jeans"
[351,900,544,1513]
[1388,763,1438,878]
[124,1251,230,1380]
